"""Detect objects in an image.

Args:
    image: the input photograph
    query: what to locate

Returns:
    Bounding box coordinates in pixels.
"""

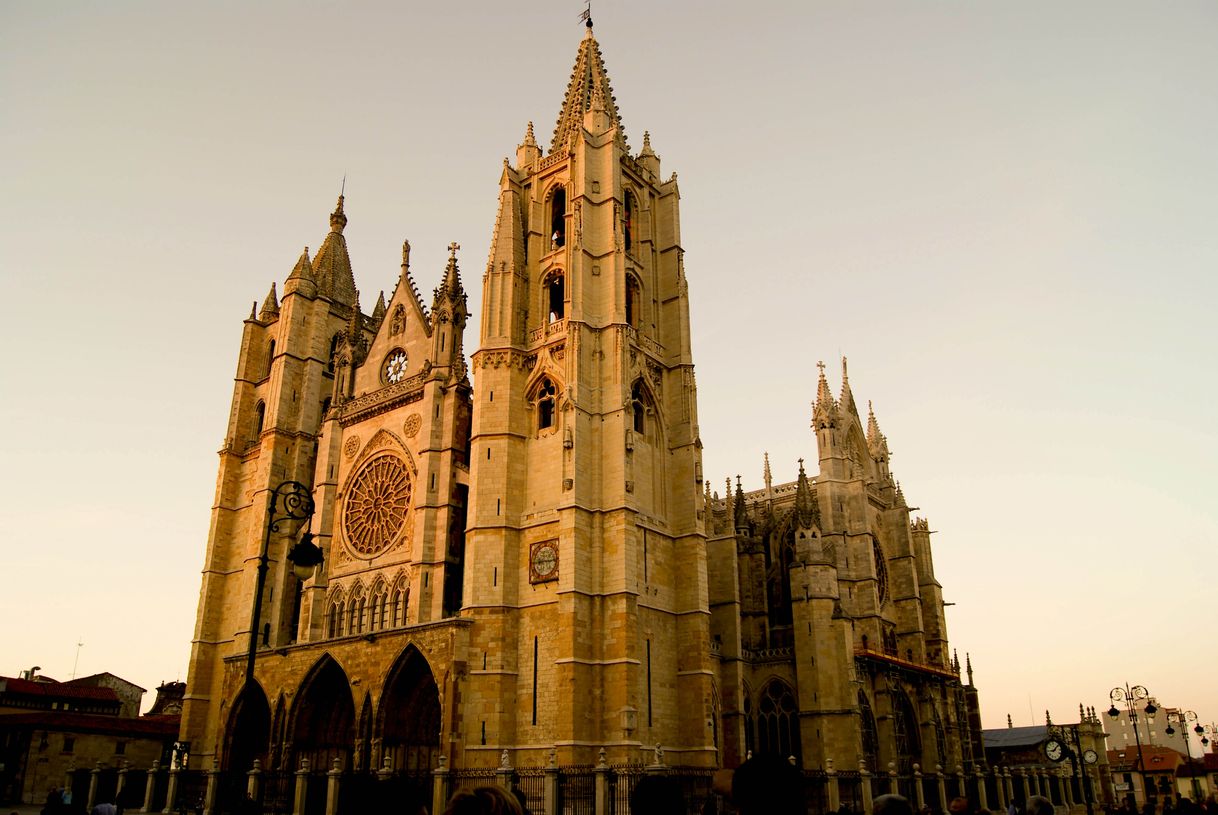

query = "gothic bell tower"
[461,24,714,767]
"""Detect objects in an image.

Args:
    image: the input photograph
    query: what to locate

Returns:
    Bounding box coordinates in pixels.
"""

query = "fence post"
[888,762,898,795]
[143,760,159,813]
[163,762,179,814]
[913,764,925,811]
[594,748,610,815]
[248,758,263,802]
[325,758,342,815]
[977,768,989,811]
[293,758,310,815]
[203,759,219,815]
[88,760,102,812]
[827,759,840,812]
[432,755,451,815]
[544,748,559,815]
[378,755,393,782]
[936,764,947,811]
[859,761,874,815]
[1018,768,1030,804]
[956,764,966,801]
[498,749,515,790]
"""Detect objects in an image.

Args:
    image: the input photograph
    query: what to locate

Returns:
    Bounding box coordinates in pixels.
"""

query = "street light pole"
[1108,684,1156,807]
[1165,710,1199,801]
[245,480,321,684]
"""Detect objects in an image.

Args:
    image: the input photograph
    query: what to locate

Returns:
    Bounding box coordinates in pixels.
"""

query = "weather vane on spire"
[579,0,592,28]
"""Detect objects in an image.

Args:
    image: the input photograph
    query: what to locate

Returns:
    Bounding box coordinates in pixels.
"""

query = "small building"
[1106,745,1186,809]
[0,673,180,806]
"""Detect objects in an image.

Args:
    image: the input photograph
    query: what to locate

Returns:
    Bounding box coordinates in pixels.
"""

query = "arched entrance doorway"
[290,656,355,772]
[379,646,441,773]
[224,682,271,772]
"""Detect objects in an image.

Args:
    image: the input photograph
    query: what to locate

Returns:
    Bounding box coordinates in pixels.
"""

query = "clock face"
[384,350,408,383]
[1045,740,1065,762]
[530,541,559,582]
[1083,749,1098,765]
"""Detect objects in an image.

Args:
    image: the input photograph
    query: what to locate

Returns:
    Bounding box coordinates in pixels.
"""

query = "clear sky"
[2,1,1215,740]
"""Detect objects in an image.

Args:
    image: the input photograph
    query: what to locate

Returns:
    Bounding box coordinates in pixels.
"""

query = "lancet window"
[545,272,565,323]
[537,378,558,431]
[550,186,566,249]
[626,274,641,328]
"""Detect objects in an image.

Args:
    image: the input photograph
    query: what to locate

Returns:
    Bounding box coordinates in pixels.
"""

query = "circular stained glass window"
[343,454,412,556]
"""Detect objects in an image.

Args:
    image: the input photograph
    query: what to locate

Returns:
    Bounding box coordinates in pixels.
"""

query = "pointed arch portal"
[224,682,271,772]
[379,647,441,774]
[290,656,356,773]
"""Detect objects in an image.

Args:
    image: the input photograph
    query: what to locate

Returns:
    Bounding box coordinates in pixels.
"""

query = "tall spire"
[550,26,627,154]
[867,400,890,460]
[763,452,772,492]
[794,458,819,529]
[313,195,357,306]
[839,356,858,417]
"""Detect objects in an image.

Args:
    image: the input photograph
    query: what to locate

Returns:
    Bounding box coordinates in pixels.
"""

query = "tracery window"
[859,691,879,771]
[537,378,557,431]
[892,689,922,773]
[873,538,889,604]
[755,679,801,764]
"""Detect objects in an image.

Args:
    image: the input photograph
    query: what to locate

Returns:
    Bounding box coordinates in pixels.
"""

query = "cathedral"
[179,23,982,789]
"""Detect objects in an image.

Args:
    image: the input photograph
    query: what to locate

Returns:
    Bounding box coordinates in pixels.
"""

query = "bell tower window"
[537,378,557,430]
[626,275,641,328]
[254,401,266,436]
[546,272,565,323]
[631,381,646,434]
[550,186,566,249]
[624,191,635,252]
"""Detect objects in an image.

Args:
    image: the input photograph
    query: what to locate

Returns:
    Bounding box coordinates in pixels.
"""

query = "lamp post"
[1198,723,1216,751]
[245,480,323,683]
[1108,685,1156,806]
[1165,711,1200,800]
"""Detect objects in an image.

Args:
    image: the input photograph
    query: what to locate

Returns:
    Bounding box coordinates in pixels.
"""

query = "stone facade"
[178,24,979,782]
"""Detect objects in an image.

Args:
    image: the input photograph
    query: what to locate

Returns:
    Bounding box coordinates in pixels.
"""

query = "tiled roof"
[0,711,178,737]
[983,726,1048,749]
[0,676,120,703]
[1107,746,1186,771]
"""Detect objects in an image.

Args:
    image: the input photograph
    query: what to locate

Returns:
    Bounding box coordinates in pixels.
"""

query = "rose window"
[343,454,412,556]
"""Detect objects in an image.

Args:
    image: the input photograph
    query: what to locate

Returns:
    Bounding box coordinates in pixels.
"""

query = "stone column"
[143,760,160,813]
[1004,768,1014,808]
[1064,770,1075,809]
[88,761,102,811]
[64,759,77,800]
[544,749,560,815]
[977,768,989,811]
[431,756,450,815]
[248,759,263,803]
[116,760,129,808]
[827,759,841,812]
[203,759,219,815]
[888,762,898,795]
[936,765,948,812]
[860,762,874,815]
[957,765,966,800]
[594,749,611,815]
[1018,768,1029,804]
[992,767,1006,811]
[913,765,925,811]
[163,763,179,814]
[293,759,310,815]
[325,758,342,815]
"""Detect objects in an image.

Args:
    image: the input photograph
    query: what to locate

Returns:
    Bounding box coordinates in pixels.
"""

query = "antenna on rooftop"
[71,638,83,679]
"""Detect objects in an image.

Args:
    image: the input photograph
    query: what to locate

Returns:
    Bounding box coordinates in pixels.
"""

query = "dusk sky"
[2,1,1215,743]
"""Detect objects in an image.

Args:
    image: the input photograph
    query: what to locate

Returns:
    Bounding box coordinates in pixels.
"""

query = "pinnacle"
[329,195,347,234]
[259,282,279,321]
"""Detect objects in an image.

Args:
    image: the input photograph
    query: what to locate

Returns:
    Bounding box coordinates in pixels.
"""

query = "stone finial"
[500,749,510,769]
[329,195,347,234]
[597,748,608,769]
[548,748,557,769]
[525,121,536,146]
[763,452,772,491]
[1007,714,1013,728]
[437,755,448,770]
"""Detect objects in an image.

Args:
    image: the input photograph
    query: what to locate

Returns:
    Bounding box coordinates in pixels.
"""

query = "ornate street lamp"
[1164,709,1200,800]
[245,480,322,683]
[1108,685,1155,806]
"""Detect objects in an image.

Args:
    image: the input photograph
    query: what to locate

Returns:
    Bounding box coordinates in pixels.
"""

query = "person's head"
[1027,796,1055,815]
[874,794,915,815]
[444,785,525,815]
[630,774,685,815]
[731,755,804,815]
[951,798,971,815]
